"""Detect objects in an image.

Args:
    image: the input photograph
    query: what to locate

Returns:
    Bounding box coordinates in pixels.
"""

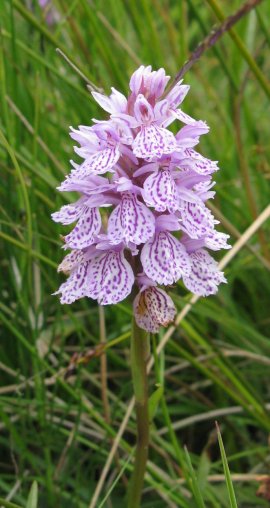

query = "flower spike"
[53,65,229,332]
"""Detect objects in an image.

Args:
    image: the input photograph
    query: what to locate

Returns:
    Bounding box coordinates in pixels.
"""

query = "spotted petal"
[54,261,91,304]
[133,124,176,159]
[179,149,218,175]
[108,194,155,245]
[59,175,113,194]
[57,250,85,273]
[52,198,87,225]
[86,251,134,304]
[143,170,179,212]
[183,249,226,296]
[193,179,216,201]
[166,83,190,109]
[205,231,231,251]
[72,146,120,178]
[141,232,191,285]
[65,207,101,249]
[180,201,217,239]
[134,287,176,333]
[173,109,199,125]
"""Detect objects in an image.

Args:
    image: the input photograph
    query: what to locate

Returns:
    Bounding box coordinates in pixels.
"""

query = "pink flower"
[52,65,230,332]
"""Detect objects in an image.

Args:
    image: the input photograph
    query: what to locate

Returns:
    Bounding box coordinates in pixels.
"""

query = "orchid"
[53,65,230,332]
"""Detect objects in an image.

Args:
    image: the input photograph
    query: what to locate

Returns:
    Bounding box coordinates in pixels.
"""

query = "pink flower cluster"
[52,66,230,332]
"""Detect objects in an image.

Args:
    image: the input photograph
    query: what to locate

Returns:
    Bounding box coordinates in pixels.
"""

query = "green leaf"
[197,450,211,492]
[26,481,38,508]
[216,424,238,508]
[148,384,164,421]
[184,447,206,508]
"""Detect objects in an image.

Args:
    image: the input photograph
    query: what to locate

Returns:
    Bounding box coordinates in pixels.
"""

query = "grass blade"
[184,447,206,508]
[216,423,238,508]
[26,481,38,508]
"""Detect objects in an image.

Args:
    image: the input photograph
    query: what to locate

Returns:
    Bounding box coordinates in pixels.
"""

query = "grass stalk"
[205,0,270,99]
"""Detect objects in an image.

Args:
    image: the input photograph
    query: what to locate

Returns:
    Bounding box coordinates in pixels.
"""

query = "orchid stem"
[128,318,150,508]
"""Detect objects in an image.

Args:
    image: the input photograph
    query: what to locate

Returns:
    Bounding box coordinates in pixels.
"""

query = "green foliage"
[217,425,238,508]
[0,0,270,506]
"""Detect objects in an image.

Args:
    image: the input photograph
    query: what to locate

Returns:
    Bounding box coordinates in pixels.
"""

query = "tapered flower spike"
[53,65,230,332]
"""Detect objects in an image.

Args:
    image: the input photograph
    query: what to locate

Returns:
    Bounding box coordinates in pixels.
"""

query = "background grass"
[1,0,270,506]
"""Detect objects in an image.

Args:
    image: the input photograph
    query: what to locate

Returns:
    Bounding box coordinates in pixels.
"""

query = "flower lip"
[134,285,176,333]
[141,230,191,285]
[107,193,155,246]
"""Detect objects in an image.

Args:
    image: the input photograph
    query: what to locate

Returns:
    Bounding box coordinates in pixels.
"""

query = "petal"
[114,176,134,192]
[166,82,190,109]
[108,194,155,245]
[134,94,154,124]
[176,123,209,139]
[72,146,120,178]
[110,87,128,113]
[134,287,176,333]
[57,250,85,273]
[52,198,87,225]
[92,87,127,114]
[59,174,113,194]
[173,109,199,125]
[64,207,102,249]
[155,214,180,232]
[82,145,121,174]
[133,124,176,159]
[181,231,231,253]
[91,91,115,114]
[183,249,226,296]
[70,126,98,148]
[177,186,201,204]
[55,261,90,304]
[129,65,148,95]
[173,169,210,190]
[180,235,204,253]
[175,124,209,150]
[193,179,215,192]
[193,179,216,201]
[133,162,158,178]
[112,121,133,145]
[136,273,156,291]
[204,231,231,251]
[86,251,134,304]
[179,201,217,239]
[154,99,169,120]
[149,68,170,99]
[141,232,191,285]
[179,149,218,175]
[143,170,179,212]
[111,112,139,129]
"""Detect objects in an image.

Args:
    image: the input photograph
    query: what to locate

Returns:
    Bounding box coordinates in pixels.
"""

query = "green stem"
[128,319,150,508]
[205,0,270,100]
